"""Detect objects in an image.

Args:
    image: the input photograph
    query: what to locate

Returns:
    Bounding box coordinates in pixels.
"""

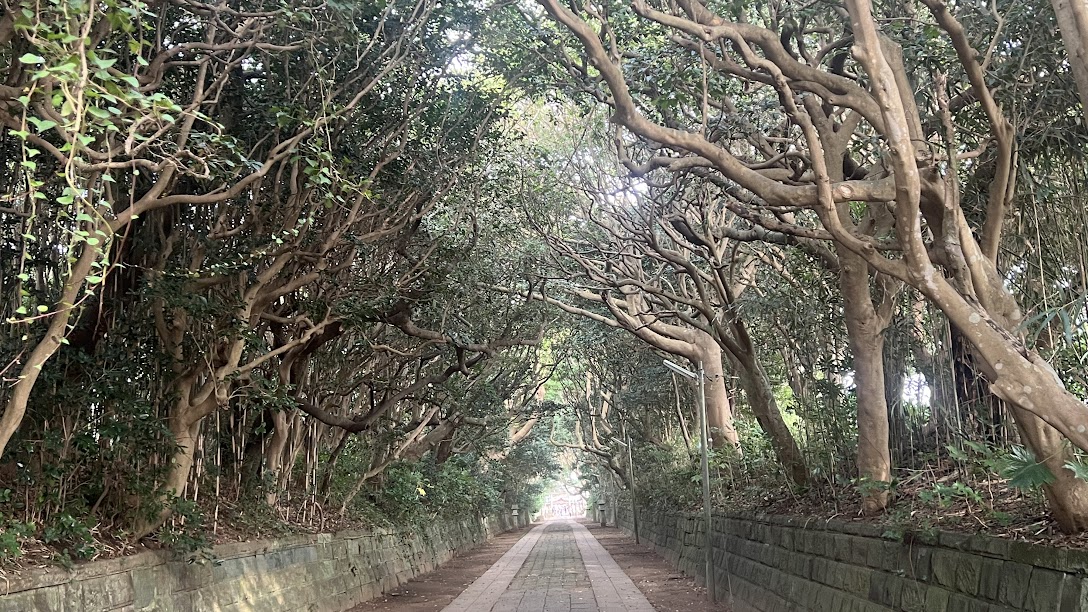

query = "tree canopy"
[2,0,1088,565]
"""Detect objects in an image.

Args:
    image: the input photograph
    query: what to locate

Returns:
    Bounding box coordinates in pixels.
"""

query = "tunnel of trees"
[2,0,1088,565]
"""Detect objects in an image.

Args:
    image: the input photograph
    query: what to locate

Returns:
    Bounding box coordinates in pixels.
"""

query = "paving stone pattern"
[617,507,1088,612]
[443,520,656,612]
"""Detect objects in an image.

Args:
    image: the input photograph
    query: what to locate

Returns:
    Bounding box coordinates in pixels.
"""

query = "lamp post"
[597,499,607,526]
[663,358,716,604]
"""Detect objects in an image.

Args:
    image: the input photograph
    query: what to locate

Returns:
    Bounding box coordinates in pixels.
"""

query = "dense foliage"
[0,0,558,563]
[2,0,1088,568]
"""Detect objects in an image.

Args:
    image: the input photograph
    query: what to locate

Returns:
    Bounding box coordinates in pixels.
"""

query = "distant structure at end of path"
[538,493,587,519]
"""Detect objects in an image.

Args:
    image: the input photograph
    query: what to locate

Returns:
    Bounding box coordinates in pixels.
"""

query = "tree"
[0,0,557,546]
[531,0,1088,529]
[0,0,455,459]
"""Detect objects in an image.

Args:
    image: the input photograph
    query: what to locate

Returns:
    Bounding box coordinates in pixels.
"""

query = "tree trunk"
[849,322,892,513]
[732,351,809,487]
[1014,408,1088,532]
[133,395,212,539]
[0,243,98,458]
[1052,0,1088,117]
[263,409,290,506]
[280,414,307,494]
[699,344,741,450]
[435,438,454,465]
[925,256,1088,532]
[319,430,350,500]
[841,253,893,514]
[164,410,201,503]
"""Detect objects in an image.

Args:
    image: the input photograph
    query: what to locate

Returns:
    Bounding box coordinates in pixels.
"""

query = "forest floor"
[0,492,410,572]
[718,462,1088,549]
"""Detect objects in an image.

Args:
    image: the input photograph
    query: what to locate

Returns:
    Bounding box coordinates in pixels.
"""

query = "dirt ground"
[585,521,731,612]
[348,519,729,612]
[347,525,532,611]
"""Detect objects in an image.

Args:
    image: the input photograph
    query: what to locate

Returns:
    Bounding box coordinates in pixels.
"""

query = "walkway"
[442,520,657,612]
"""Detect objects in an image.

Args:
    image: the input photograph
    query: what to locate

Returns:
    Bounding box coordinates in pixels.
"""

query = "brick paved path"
[442,519,656,612]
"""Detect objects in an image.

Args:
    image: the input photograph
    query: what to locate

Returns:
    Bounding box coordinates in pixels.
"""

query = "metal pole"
[626,429,639,545]
[698,361,715,603]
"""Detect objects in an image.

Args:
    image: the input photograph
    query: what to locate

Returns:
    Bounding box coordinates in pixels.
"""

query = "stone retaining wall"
[0,513,523,612]
[617,507,1088,611]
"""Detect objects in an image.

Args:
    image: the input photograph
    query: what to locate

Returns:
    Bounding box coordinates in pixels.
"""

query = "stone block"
[846,537,872,567]
[833,564,872,596]
[165,591,195,612]
[831,535,853,563]
[909,546,934,582]
[963,534,1009,560]
[869,574,904,608]
[977,558,1003,601]
[803,531,826,557]
[173,561,214,592]
[784,551,812,579]
[779,528,795,551]
[62,581,83,610]
[997,562,1032,608]
[863,541,886,569]
[901,580,928,612]
[81,572,135,610]
[0,589,62,612]
[938,531,970,550]
[954,553,983,596]
[1059,574,1083,612]
[880,541,905,573]
[810,558,828,585]
[1024,568,1063,612]
[814,583,839,611]
[925,585,950,612]
[1009,541,1065,571]
[931,550,960,589]
[945,593,987,612]
[1061,548,1088,573]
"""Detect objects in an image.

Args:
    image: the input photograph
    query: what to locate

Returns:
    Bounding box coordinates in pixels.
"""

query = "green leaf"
[946,445,968,461]
[1000,446,1056,490]
[27,117,57,132]
[18,53,45,64]
[1065,458,1088,482]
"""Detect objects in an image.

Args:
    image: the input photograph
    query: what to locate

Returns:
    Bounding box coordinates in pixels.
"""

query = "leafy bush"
[42,513,97,565]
